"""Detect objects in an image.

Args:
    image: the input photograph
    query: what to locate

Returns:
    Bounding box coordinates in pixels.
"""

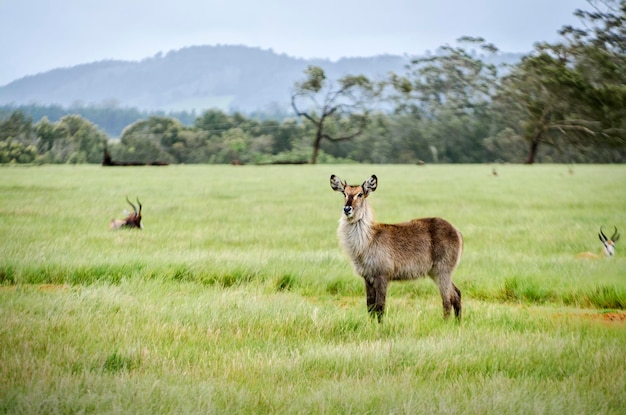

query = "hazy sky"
[0,0,590,86]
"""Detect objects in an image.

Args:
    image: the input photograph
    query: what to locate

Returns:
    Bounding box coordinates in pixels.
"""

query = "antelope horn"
[136,197,142,214]
[599,226,608,243]
[126,196,138,214]
[611,226,620,242]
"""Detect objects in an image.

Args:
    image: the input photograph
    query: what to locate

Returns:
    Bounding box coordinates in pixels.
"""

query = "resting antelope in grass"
[330,174,463,322]
[577,226,620,258]
[110,197,143,230]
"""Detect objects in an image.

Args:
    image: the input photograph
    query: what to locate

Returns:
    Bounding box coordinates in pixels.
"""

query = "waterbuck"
[330,174,463,322]
[577,226,620,258]
[110,197,143,230]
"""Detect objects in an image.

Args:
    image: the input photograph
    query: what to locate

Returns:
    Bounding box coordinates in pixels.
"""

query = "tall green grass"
[1,280,624,414]
[1,164,624,306]
[1,164,625,413]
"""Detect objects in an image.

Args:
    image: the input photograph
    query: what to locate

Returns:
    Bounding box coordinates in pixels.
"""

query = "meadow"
[1,164,625,414]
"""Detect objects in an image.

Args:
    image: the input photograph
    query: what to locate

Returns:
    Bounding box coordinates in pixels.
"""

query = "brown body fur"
[109,197,143,230]
[331,174,463,322]
[109,216,141,230]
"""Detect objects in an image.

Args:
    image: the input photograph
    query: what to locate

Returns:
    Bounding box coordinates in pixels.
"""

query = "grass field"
[1,164,625,414]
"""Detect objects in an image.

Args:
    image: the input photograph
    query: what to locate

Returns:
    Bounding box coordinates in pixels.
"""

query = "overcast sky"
[0,0,590,86]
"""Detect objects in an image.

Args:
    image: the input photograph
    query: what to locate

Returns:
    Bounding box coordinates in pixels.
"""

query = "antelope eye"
[357,192,363,198]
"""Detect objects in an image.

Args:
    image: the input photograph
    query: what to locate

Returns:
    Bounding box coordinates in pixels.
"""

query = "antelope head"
[110,197,143,230]
[330,174,377,223]
[598,226,620,257]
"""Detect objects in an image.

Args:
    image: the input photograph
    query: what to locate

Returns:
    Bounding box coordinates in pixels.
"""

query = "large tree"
[0,111,36,163]
[495,0,626,163]
[388,37,500,162]
[116,116,181,163]
[291,66,377,164]
[56,115,108,163]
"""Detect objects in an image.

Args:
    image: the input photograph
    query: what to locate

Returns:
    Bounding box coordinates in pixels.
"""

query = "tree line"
[1,0,624,165]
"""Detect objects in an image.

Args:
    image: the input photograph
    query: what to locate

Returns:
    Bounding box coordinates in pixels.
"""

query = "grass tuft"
[501,277,558,304]
[101,351,138,374]
[0,265,16,284]
[274,273,298,291]
[584,285,625,309]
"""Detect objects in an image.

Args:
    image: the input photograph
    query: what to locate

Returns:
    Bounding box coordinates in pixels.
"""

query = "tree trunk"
[311,124,323,164]
[525,132,541,164]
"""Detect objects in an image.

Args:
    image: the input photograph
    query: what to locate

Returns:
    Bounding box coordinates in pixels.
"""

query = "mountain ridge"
[0,44,522,112]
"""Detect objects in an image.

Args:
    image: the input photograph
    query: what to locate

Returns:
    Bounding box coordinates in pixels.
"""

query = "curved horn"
[599,226,608,243]
[136,197,142,214]
[126,196,137,214]
[611,226,620,242]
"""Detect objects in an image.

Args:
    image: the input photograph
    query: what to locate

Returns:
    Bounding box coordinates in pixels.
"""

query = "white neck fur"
[337,201,374,257]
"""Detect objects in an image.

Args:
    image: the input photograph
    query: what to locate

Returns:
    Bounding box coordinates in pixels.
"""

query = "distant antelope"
[330,174,463,322]
[577,226,620,258]
[110,197,143,230]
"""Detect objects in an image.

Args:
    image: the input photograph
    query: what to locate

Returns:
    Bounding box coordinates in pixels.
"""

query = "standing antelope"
[330,174,463,322]
[110,197,143,230]
[577,226,620,258]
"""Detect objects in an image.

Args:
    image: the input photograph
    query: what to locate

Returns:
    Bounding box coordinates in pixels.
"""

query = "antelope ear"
[330,175,345,193]
[362,175,378,195]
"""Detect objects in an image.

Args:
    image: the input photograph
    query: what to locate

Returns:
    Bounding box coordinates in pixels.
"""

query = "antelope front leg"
[365,279,376,318]
[365,277,388,323]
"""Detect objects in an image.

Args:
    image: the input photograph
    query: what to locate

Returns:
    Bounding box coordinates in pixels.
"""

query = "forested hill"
[0,45,521,113]
[0,46,403,112]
